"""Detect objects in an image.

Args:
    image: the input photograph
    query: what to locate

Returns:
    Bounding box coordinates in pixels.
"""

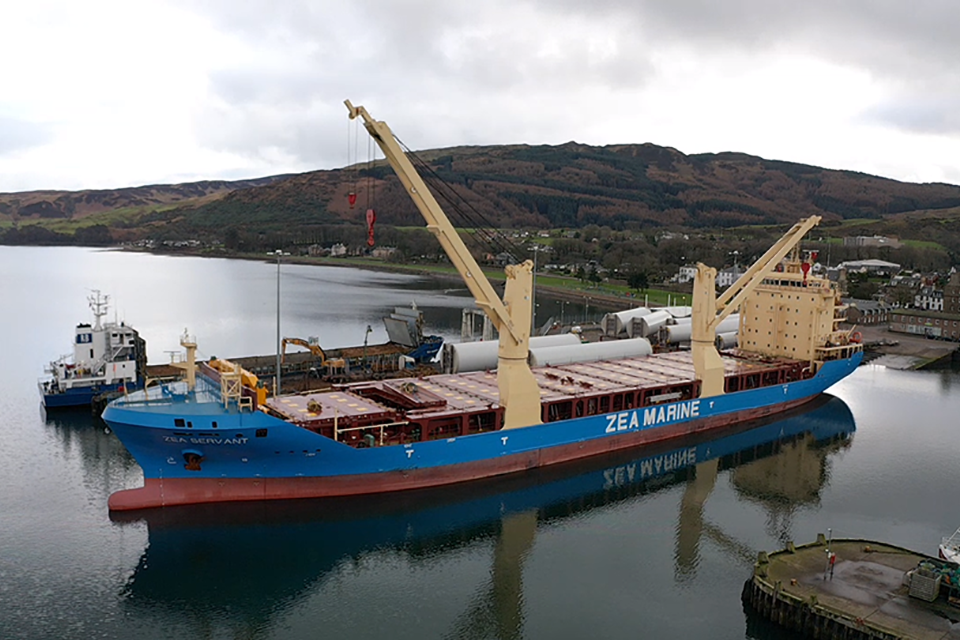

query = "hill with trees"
[3,142,960,276]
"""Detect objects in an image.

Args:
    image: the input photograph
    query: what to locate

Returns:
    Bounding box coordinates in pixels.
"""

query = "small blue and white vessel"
[40,291,146,409]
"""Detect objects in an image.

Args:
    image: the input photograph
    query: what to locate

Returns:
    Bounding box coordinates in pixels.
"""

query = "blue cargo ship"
[101,102,864,511]
[114,395,856,623]
[104,345,860,510]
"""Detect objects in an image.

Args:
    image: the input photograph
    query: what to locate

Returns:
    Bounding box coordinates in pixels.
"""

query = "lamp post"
[823,527,833,580]
[530,243,539,334]
[273,249,288,396]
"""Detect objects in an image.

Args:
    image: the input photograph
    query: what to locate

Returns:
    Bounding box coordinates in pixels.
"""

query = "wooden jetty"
[742,535,960,639]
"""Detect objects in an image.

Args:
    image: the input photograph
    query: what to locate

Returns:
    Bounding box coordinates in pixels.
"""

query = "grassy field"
[901,238,948,251]
[5,203,180,234]
[290,256,691,307]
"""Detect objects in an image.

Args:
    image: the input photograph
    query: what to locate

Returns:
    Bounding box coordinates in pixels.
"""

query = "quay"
[743,536,960,639]
[854,325,959,370]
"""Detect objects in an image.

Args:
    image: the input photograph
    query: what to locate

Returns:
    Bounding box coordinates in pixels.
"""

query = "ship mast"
[345,100,541,429]
[691,216,822,397]
[88,290,109,331]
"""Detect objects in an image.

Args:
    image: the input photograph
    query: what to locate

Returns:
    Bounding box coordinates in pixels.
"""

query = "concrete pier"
[855,324,958,370]
[743,537,960,639]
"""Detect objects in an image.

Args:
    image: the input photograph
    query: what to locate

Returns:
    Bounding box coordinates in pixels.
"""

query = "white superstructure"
[40,291,143,402]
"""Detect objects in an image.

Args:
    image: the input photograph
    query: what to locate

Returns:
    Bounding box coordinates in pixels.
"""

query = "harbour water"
[1,246,958,639]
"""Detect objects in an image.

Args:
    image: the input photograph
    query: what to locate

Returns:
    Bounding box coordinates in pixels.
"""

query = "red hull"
[108,396,814,511]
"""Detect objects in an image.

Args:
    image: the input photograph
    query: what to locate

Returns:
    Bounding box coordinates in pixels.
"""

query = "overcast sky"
[1,0,958,192]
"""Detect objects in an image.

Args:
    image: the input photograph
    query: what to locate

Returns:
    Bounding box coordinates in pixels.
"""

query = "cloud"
[0,117,52,156]
[552,0,959,76]
[865,97,960,136]
[3,0,960,189]
[176,0,960,171]
[182,0,658,166]
[549,0,960,137]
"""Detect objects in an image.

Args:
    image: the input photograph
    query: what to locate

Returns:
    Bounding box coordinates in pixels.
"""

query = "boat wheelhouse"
[40,291,146,409]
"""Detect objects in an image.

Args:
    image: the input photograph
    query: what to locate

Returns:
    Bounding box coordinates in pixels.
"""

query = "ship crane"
[691,216,822,397]
[345,100,541,429]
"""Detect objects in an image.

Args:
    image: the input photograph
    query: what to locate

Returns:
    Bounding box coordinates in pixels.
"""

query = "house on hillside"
[673,264,698,284]
[843,298,888,325]
[842,235,902,249]
[371,246,397,259]
[943,271,960,315]
[837,259,901,276]
[890,272,922,288]
[890,309,960,340]
[717,266,744,289]
[914,286,944,311]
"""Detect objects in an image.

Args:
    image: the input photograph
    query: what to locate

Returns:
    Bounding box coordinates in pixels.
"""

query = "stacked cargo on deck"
[601,306,740,349]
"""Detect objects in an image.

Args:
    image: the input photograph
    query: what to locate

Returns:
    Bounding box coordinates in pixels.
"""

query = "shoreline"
[114,245,638,312]
[35,245,960,365]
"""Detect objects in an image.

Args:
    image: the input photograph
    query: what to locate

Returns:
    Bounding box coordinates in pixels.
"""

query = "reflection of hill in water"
[115,396,855,633]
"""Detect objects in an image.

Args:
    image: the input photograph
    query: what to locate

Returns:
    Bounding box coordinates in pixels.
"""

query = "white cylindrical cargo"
[528,338,653,367]
[638,310,672,337]
[715,332,738,349]
[663,315,739,344]
[663,323,692,344]
[445,333,581,373]
[601,307,652,337]
[664,306,692,320]
[715,315,740,336]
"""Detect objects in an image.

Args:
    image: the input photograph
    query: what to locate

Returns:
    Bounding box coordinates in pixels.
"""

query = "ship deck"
[263,349,803,427]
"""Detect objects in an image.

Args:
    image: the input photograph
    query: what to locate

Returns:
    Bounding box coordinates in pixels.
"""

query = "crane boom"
[345,101,521,339]
[712,216,822,326]
[691,216,822,397]
[345,100,541,429]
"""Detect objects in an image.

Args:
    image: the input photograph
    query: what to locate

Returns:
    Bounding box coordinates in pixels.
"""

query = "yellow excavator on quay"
[281,337,347,374]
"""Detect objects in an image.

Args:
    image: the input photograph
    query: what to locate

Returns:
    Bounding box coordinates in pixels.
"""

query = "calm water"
[1,246,958,640]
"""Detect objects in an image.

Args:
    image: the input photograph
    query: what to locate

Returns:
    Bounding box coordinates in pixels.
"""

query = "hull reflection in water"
[114,395,855,636]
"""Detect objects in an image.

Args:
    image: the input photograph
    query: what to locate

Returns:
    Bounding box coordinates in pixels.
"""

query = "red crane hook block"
[366,208,376,246]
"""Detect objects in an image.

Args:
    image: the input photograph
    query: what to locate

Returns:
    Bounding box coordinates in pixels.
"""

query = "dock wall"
[742,573,901,640]
[742,537,920,640]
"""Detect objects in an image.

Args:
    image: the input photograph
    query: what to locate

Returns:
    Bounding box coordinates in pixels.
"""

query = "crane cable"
[346,117,360,208]
[394,135,528,264]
